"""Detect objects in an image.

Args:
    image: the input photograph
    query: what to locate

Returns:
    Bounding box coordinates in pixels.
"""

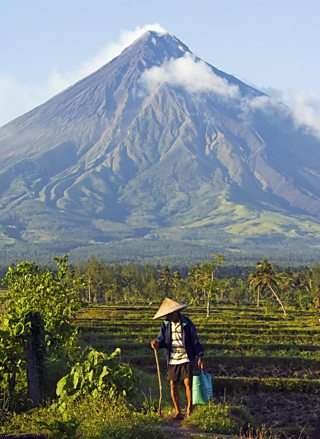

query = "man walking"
[151,297,204,419]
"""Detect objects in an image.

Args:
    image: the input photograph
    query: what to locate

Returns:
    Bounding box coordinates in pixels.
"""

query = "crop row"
[133,362,320,380]
[82,333,320,350]
[124,353,320,372]
[78,333,320,349]
[77,324,320,339]
[78,304,316,315]
[76,311,316,322]
[212,377,320,394]
[76,315,318,326]
[75,315,319,327]
[75,318,320,332]
[84,343,320,363]
[83,340,320,355]
[75,308,318,319]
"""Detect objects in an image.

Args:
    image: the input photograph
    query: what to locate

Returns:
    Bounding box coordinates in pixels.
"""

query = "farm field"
[77,304,320,437]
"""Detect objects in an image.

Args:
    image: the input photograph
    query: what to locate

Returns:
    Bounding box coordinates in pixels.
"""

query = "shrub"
[54,348,136,411]
[0,256,84,410]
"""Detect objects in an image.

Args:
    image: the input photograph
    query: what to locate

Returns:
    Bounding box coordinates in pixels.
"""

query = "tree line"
[74,255,320,314]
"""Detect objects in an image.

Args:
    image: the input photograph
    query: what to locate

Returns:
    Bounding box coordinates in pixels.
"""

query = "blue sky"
[1,0,319,128]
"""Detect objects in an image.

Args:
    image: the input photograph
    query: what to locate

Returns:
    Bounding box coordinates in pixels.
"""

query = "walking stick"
[153,346,163,416]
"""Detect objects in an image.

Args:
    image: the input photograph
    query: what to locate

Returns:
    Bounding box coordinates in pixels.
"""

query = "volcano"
[0,30,320,263]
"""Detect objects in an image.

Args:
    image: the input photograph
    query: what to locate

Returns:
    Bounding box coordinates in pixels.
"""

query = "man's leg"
[170,380,183,419]
[184,377,192,416]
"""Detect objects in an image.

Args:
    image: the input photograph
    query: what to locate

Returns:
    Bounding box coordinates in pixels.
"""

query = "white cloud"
[288,91,320,138]
[241,90,320,139]
[140,53,240,98]
[240,94,287,117]
[244,95,276,110]
[0,23,167,127]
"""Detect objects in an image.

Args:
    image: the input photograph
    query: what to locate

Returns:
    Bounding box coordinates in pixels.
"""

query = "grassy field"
[76,304,320,437]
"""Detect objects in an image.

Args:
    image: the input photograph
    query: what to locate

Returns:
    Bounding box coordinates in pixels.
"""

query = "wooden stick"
[153,347,162,416]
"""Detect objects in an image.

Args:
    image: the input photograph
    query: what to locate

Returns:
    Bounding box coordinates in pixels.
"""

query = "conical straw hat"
[153,297,188,320]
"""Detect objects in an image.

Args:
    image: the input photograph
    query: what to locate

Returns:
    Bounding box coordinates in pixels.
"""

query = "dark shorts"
[166,362,193,382]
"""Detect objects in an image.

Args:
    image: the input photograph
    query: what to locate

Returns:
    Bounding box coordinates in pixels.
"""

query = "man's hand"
[197,357,204,369]
[150,340,159,350]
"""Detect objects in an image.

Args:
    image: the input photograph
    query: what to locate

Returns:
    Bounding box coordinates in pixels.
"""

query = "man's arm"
[197,357,204,368]
[150,322,166,349]
[150,339,158,349]
[190,321,204,367]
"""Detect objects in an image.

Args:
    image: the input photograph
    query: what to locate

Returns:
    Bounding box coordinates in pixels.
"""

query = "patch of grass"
[240,426,281,439]
[1,396,165,439]
[131,367,172,409]
[0,407,48,435]
[185,402,252,434]
[75,396,165,439]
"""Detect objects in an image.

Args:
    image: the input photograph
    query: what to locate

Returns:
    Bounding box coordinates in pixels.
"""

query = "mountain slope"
[0,30,320,262]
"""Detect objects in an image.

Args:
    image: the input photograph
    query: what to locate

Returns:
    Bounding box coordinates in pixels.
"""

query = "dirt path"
[161,418,237,438]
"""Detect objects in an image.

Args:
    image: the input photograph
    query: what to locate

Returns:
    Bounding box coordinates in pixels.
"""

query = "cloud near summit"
[289,92,320,138]
[140,53,240,98]
[242,91,320,139]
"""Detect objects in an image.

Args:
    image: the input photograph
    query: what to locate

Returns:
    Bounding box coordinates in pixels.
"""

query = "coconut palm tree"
[249,259,287,316]
[157,265,172,296]
[188,255,225,317]
[300,267,320,309]
[187,265,203,305]
[248,270,262,307]
[171,270,183,297]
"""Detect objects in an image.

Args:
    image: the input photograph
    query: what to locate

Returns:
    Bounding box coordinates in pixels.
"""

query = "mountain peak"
[137,29,185,45]
[120,29,191,64]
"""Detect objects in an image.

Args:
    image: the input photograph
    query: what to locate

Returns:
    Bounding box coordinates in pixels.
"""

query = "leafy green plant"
[54,348,136,410]
[2,256,83,356]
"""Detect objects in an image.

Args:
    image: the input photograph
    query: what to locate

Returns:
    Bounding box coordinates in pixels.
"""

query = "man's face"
[166,311,180,322]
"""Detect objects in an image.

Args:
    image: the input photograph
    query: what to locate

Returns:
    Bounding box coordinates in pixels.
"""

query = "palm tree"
[188,254,225,317]
[300,267,320,309]
[248,270,262,307]
[171,270,183,296]
[157,266,172,296]
[249,259,287,317]
[200,262,215,318]
[187,265,203,305]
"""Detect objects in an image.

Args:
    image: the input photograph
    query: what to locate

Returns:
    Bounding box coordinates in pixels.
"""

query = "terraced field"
[76,305,320,437]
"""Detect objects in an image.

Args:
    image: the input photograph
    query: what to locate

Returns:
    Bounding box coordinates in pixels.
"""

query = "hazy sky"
[1,0,319,127]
